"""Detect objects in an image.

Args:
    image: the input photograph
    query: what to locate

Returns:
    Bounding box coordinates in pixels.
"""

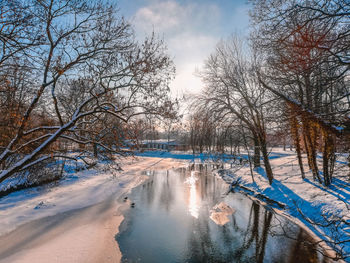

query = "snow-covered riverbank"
[0,156,187,263]
[214,150,350,261]
[1,150,349,262]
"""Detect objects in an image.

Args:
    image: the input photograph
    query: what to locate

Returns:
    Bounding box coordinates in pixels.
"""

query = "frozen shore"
[0,156,187,263]
[214,150,350,261]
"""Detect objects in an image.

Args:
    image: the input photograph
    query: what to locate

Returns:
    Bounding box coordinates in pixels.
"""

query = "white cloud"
[133,1,220,36]
[134,1,182,32]
[132,1,221,95]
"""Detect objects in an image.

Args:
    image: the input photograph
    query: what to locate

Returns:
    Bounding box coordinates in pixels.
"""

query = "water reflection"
[117,165,328,263]
[185,171,199,218]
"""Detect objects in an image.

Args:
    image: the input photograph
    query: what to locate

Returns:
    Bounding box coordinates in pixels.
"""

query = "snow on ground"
[0,156,187,263]
[0,149,349,261]
[0,156,186,236]
[215,148,350,260]
[134,149,289,162]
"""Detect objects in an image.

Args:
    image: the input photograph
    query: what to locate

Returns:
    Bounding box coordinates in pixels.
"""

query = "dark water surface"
[116,164,327,263]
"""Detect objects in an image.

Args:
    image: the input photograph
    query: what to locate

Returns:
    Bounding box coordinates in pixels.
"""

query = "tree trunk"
[93,143,98,158]
[289,111,305,178]
[253,134,261,168]
[323,141,330,186]
[260,141,274,185]
[322,129,336,186]
[302,120,322,183]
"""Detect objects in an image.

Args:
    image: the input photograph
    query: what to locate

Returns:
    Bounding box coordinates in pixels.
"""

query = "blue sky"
[118,0,250,96]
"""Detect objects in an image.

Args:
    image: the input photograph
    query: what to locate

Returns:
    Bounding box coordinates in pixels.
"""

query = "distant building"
[140,139,179,151]
[123,139,187,151]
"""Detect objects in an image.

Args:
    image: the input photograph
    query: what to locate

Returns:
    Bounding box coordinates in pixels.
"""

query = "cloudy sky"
[118,0,250,97]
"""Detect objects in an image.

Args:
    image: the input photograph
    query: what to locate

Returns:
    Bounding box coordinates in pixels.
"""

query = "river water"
[116,164,328,263]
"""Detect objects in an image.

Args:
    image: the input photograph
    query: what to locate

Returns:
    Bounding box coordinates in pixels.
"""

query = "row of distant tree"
[0,0,178,185]
[188,0,350,186]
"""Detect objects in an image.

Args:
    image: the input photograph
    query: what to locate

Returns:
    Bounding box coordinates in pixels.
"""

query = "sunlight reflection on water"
[185,171,199,218]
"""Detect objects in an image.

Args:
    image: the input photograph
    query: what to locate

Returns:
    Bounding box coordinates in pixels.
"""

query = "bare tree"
[196,36,275,184]
[0,0,177,184]
[250,0,350,185]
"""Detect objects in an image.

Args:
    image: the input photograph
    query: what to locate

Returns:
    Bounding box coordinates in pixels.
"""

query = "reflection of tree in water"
[184,197,322,263]
[199,174,219,204]
[186,213,225,262]
[141,171,155,206]
[226,203,273,262]
[257,209,273,262]
[237,202,322,263]
[266,209,322,262]
[193,165,229,206]
[158,170,175,211]
[286,229,322,263]
[139,167,195,212]
[144,169,186,212]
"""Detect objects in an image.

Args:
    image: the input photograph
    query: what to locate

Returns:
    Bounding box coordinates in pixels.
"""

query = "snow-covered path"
[0,157,187,263]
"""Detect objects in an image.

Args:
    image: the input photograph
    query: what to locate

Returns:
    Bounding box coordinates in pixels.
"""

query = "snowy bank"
[0,156,187,263]
[214,151,350,261]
